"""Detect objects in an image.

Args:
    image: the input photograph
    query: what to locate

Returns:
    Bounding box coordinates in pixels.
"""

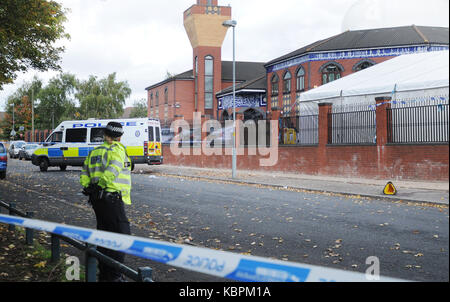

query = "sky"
[0,0,448,111]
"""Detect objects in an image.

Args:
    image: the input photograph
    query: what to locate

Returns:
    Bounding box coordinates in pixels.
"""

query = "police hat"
[105,122,124,138]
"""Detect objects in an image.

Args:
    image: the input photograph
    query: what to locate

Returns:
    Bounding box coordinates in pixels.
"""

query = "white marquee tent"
[298,50,449,113]
[295,50,449,144]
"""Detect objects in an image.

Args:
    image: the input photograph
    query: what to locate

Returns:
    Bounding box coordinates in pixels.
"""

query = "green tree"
[35,73,77,129]
[0,77,43,140]
[0,0,70,89]
[76,73,131,119]
[129,99,148,118]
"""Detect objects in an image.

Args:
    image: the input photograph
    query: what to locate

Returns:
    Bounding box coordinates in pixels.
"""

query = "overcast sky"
[1,0,448,110]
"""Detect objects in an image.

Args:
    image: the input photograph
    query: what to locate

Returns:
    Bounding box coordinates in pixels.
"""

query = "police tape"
[0,214,407,282]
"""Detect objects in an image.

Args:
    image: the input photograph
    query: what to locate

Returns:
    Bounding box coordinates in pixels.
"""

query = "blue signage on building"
[218,94,267,110]
[267,46,449,73]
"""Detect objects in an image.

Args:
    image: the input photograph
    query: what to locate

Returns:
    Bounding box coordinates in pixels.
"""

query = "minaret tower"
[184,0,232,117]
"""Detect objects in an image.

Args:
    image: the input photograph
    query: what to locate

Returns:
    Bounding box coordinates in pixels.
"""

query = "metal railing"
[387,104,449,144]
[0,200,153,282]
[328,109,376,145]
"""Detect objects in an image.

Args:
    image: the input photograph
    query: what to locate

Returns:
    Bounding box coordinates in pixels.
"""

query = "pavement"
[138,165,449,206]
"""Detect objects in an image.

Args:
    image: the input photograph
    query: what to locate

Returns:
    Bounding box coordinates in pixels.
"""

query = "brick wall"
[161,97,449,181]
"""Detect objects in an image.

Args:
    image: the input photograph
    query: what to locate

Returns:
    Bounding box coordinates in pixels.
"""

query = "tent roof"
[300,50,449,102]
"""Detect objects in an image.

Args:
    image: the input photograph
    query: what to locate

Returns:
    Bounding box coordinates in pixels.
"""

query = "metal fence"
[0,200,153,282]
[328,109,376,145]
[387,103,449,143]
[297,115,319,145]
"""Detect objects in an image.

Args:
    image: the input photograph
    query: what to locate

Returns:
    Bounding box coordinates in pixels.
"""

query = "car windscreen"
[25,145,38,150]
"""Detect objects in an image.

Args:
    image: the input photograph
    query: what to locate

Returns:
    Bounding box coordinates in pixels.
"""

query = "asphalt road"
[0,158,448,282]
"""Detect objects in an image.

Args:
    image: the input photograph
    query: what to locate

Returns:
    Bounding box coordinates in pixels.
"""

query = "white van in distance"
[31,118,163,171]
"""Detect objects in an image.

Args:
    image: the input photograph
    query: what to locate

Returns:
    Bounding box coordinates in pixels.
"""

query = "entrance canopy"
[300,50,449,103]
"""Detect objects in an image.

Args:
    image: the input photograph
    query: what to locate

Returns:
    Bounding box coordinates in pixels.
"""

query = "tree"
[35,73,77,129]
[0,0,70,89]
[76,73,131,119]
[129,99,148,118]
[0,77,43,139]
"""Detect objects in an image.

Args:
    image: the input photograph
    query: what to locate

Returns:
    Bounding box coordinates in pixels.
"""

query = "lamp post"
[222,19,237,179]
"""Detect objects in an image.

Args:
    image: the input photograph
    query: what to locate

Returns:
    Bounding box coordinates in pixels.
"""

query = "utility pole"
[32,88,35,142]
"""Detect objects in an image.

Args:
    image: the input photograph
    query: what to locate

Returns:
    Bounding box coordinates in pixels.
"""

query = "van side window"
[46,131,63,143]
[155,127,161,142]
[90,128,105,143]
[66,129,87,143]
[148,126,154,142]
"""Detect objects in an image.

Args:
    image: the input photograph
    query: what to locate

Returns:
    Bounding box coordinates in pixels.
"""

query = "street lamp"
[222,19,237,179]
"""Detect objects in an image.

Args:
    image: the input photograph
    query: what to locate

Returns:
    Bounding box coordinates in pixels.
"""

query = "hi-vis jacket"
[80,141,132,205]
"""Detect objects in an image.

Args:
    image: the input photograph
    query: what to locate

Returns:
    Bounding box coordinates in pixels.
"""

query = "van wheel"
[0,172,5,179]
[60,165,67,171]
[39,158,49,172]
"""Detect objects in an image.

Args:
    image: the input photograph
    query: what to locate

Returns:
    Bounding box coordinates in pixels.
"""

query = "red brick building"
[146,1,448,128]
[146,0,265,127]
[264,25,448,121]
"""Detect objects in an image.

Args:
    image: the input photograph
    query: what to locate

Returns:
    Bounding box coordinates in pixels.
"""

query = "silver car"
[8,141,26,159]
[19,144,40,160]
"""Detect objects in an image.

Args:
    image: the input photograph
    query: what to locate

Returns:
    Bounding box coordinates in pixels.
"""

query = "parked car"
[19,143,40,160]
[0,142,7,179]
[8,140,26,159]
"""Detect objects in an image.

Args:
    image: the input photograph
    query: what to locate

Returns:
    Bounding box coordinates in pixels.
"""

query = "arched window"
[353,60,375,72]
[296,67,305,92]
[271,74,279,96]
[321,63,342,85]
[283,71,291,94]
[204,55,214,109]
[271,74,280,109]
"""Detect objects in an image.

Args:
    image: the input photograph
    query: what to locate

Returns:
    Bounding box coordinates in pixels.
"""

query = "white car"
[8,141,26,159]
[19,144,40,160]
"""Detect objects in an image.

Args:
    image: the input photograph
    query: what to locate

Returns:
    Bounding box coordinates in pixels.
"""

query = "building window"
[205,55,214,109]
[282,94,291,117]
[271,74,279,96]
[321,63,341,85]
[155,91,159,107]
[150,93,153,108]
[195,56,198,109]
[271,74,279,109]
[164,87,169,104]
[353,60,375,72]
[283,71,291,94]
[296,67,305,92]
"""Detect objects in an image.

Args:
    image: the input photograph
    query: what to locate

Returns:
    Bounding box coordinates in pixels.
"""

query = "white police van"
[31,118,163,172]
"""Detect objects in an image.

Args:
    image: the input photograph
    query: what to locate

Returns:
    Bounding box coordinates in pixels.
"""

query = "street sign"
[383,182,397,195]
[19,126,24,131]
[10,130,16,136]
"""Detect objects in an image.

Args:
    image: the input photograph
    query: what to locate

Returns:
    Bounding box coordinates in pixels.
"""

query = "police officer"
[80,121,132,282]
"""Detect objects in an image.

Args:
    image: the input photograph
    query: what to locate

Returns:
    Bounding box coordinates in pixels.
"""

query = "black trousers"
[91,194,131,281]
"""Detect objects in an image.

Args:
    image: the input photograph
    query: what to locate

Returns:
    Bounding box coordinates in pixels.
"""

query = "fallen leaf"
[34,261,46,268]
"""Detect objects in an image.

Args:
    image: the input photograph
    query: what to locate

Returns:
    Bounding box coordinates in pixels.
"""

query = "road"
[0,158,448,282]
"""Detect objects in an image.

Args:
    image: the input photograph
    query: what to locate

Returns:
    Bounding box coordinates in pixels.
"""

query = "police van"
[31,118,163,172]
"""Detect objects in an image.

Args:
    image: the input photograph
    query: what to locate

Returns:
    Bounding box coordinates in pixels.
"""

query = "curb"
[150,172,449,207]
